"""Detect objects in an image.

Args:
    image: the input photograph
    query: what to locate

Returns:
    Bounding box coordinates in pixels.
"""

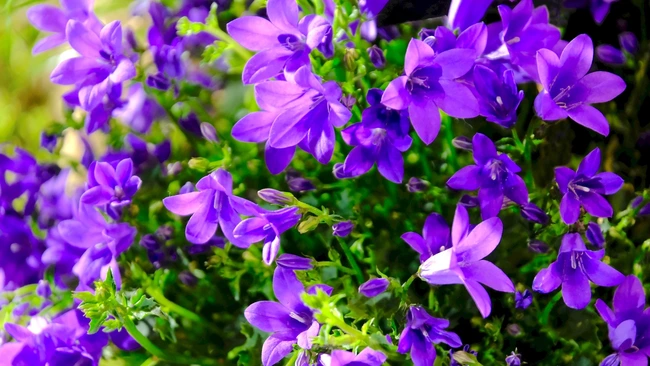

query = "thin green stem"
[442,114,459,172]
[335,237,364,285]
[121,313,168,359]
[146,288,202,323]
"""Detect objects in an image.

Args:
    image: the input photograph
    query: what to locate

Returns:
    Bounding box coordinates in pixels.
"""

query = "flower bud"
[287,177,316,192]
[596,45,625,65]
[407,177,429,193]
[514,290,532,310]
[452,136,473,151]
[200,122,219,143]
[344,48,359,71]
[341,95,356,110]
[359,278,389,297]
[619,32,639,54]
[528,239,549,253]
[179,182,195,194]
[333,163,349,179]
[521,203,549,225]
[277,254,313,270]
[506,323,522,336]
[188,158,209,172]
[506,352,521,366]
[179,271,198,287]
[367,45,386,69]
[332,221,354,237]
[36,280,51,298]
[258,188,295,205]
[586,222,605,248]
[146,73,171,91]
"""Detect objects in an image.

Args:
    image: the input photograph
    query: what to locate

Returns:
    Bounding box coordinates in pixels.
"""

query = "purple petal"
[536,48,561,92]
[534,91,568,121]
[435,80,479,118]
[268,106,310,149]
[377,146,404,183]
[503,173,529,205]
[242,47,291,84]
[273,266,305,311]
[611,320,637,351]
[185,197,219,244]
[435,48,477,79]
[562,268,591,309]
[462,260,514,292]
[110,58,136,83]
[455,217,503,262]
[81,186,113,205]
[163,191,211,216]
[255,81,306,111]
[100,21,123,55]
[451,204,470,246]
[559,34,594,84]
[423,213,450,249]
[614,275,646,314]
[579,71,626,104]
[227,16,281,51]
[596,45,626,65]
[408,96,441,145]
[478,187,504,219]
[577,148,601,177]
[233,217,268,244]
[359,278,390,297]
[296,321,320,349]
[554,167,576,194]
[307,122,335,164]
[66,20,101,58]
[447,165,480,190]
[267,0,299,31]
[404,39,436,75]
[532,262,562,293]
[401,232,428,259]
[583,257,624,287]
[592,172,624,195]
[265,144,295,175]
[560,193,581,225]
[595,299,616,325]
[381,76,411,110]
[26,5,67,32]
[464,279,492,318]
[244,301,294,332]
[32,33,67,54]
[581,192,613,218]
[343,146,375,177]
[232,111,276,143]
[472,133,497,164]
[419,250,463,285]
[50,57,104,85]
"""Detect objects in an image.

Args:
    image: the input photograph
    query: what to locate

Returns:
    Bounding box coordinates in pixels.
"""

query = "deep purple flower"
[227,0,332,84]
[350,0,388,42]
[233,207,301,264]
[0,215,44,289]
[632,196,650,216]
[338,88,412,183]
[506,352,522,366]
[596,45,626,65]
[515,290,532,310]
[50,20,136,111]
[1,148,55,215]
[447,0,493,31]
[367,45,386,69]
[322,348,387,366]
[81,158,142,210]
[402,213,450,263]
[595,275,650,365]
[419,205,515,317]
[163,169,261,245]
[277,254,313,270]
[332,221,354,237]
[113,83,164,133]
[420,23,488,57]
[397,306,462,366]
[586,222,606,248]
[535,34,626,136]
[179,271,198,287]
[447,133,529,219]
[528,239,549,254]
[520,202,549,225]
[286,171,316,192]
[121,134,171,171]
[473,65,524,128]
[245,266,325,366]
[381,38,479,145]
[619,32,639,55]
[555,148,623,225]
[407,177,429,193]
[533,232,624,309]
[359,278,390,298]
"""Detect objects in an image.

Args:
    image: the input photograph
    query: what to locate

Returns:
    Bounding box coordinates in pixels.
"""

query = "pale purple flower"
[535,34,626,136]
[528,239,549,254]
[359,278,389,298]
[381,38,479,145]
[420,23,488,58]
[447,133,529,219]
[81,158,142,210]
[321,348,387,366]
[473,65,524,128]
[397,306,462,366]
[227,0,332,84]
[419,205,515,317]
[402,213,450,262]
[332,221,354,237]
[555,148,623,225]
[515,290,532,310]
[200,122,219,143]
[533,232,624,309]
[258,189,294,205]
[233,207,301,264]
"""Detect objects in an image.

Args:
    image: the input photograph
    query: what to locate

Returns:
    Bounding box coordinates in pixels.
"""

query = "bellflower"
[81,158,142,210]
[506,352,522,366]
[407,177,429,192]
[420,23,488,58]
[447,133,529,219]
[473,65,524,128]
[162,169,261,245]
[555,148,624,225]
[447,0,493,31]
[43,227,86,289]
[233,207,301,264]
[381,38,479,145]
[419,205,515,317]
[358,278,390,298]
[0,215,44,289]
[350,0,389,42]
[245,267,329,366]
[332,221,354,237]
[320,348,387,366]
[37,169,75,228]
[397,306,462,366]
[586,222,606,248]
[402,213,450,262]
[113,83,165,133]
[337,88,412,183]
[50,20,136,111]
[227,0,332,84]
[367,45,386,69]
[535,34,626,136]
[595,275,650,365]
[515,290,532,310]
[533,232,624,309]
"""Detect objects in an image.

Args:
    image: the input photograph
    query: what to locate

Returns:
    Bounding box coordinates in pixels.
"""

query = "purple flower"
[322,348,387,366]
[245,267,325,366]
[452,136,473,151]
[122,134,171,171]
[113,83,164,134]
[619,32,639,55]
[338,89,412,183]
[397,306,462,366]
[27,0,101,54]
[381,38,479,145]
[520,202,549,225]
[473,65,524,128]
[419,205,515,317]
[81,158,142,210]
[0,215,44,289]
[37,169,75,228]
[515,290,532,310]
[632,196,650,216]
[595,275,650,365]
[50,20,136,111]
[277,254,313,270]
[402,213,450,263]
[163,169,261,245]
[447,0,493,31]
[533,232,624,309]
[179,271,198,287]
[359,278,390,298]
[233,207,301,264]
[535,34,626,136]
[586,222,606,248]
[420,23,488,57]
[596,45,626,65]
[506,352,522,366]
[555,148,624,225]
[332,221,354,238]
[367,45,386,69]
[447,133,529,219]
[227,0,332,84]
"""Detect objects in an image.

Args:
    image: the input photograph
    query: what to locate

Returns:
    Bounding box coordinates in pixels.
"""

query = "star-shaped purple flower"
[533,232,624,309]
[419,205,515,317]
[81,158,142,211]
[473,65,524,128]
[555,147,624,225]
[233,207,301,264]
[447,133,529,219]
[402,213,450,263]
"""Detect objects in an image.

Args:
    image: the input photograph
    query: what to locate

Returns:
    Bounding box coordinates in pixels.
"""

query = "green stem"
[401,274,417,292]
[540,291,563,326]
[121,313,168,360]
[146,288,202,323]
[335,237,364,285]
[442,114,459,172]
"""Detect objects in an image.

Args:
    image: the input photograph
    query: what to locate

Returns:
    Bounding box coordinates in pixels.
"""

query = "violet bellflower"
[418,205,515,317]
[533,232,624,309]
[162,169,261,246]
[397,306,462,366]
[596,45,626,66]
[381,38,479,145]
[233,207,301,264]
[245,266,332,366]
[535,34,626,136]
[402,213,451,263]
[586,222,606,248]
[358,278,390,298]
[515,290,532,310]
[113,83,165,134]
[447,0,493,31]
[337,88,412,183]
[555,147,624,225]
[227,0,332,84]
[595,275,650,365]
[81,158,142,211]
[447,133,529,219]
[0,215,44,289]
[473,65,524,128]
[350,0,389,42]
[420,23,488,58]
[50,20,136,111]
[320,348,387,366]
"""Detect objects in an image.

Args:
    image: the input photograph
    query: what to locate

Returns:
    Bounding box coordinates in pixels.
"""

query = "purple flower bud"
[505,352,521,366]
[277,254,313,270]
[178,112,202,136]
[146,73,171,90]
[586,222,605,248]
[12,303,29,317]
[528,240,549,253]
[156,225,174,241]
[459,195,480,208]
[166,162,183,176]
[514,290,532,310]
[619,32,639,54]
[341,94,356,110]
[332,221,354,237]
[506,323,522,336]
[258,188,294,205]
[596,45,626,65]
[40,132,57,152]
[126,28,139,51]
[179,271,198,287]
[386,334,393,344]
[287,177,316,192]
[407,177,429,192]
[179,182,195,194]
[632,196,650,216]
[36,280,51,298]
[359,278,390,297]
[367,45,386,69]
[140,234,160,251]
[521,203,549,225]
[452,136,473,151]
[200,122,219,143]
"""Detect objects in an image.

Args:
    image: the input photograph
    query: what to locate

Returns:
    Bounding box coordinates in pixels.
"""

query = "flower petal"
[435,79,479,118]
[185,197,219,244]
[577,147,601,177]
[26,5,67,32]
[408,96,441,145]
[451,204,470,246]
[162,191,211,216]
[265,144,295,175]
[273,267,306,311]
[614,275,646,314]
[463,279,492,318]
[404,38,436,75]
[381,76,411,110]
[579,71,626,104]
[462,260,514,292]
[581,192,613,218]
[232,111,276,143]
[583,257,624,287]
[562,267,591,309]
[66,20,102,58]
[227,16,281,51]
[567,104,610,136]
[555,166,576,194]
[244,301,294,333]
[455,216,503,262]
[447,165,481,190]
[533,261,562,293]
[377,145,404,183]
[591,172,624,195]
[560,193,581,225]
[472,133,498,165]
